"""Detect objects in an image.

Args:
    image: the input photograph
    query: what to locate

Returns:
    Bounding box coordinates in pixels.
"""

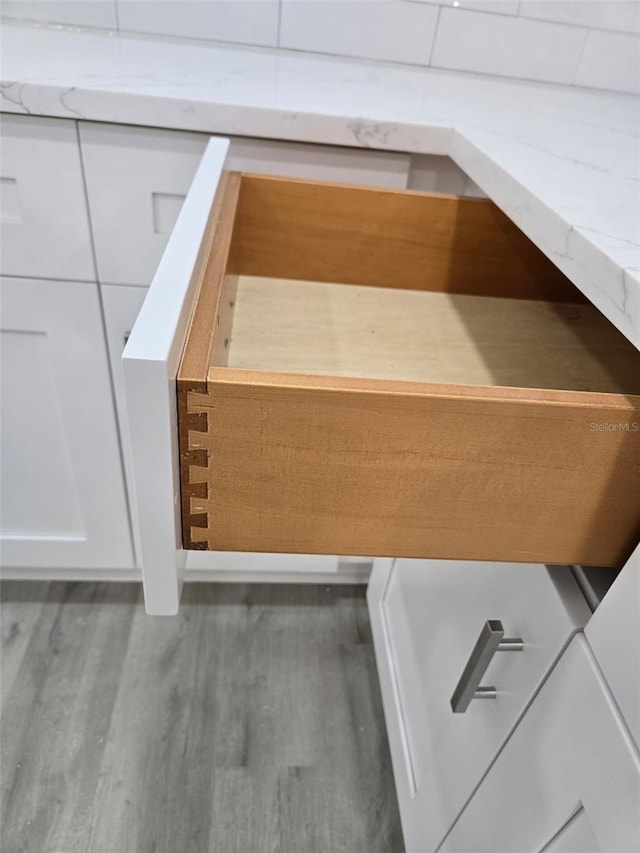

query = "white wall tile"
[431,6,587,83]
[280,0,439,65]
[575,28,640,93]
[117,0,279,48]
[520,1,640,35]
[2,0,117,28]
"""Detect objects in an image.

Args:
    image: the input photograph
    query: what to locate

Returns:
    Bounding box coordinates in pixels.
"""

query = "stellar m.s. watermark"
[590,422,639,432]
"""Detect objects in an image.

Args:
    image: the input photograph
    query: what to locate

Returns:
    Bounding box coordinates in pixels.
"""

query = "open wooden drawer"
[124,139,640,613]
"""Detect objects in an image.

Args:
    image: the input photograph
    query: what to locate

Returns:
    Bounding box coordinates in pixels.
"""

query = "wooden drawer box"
[123,140,640,613]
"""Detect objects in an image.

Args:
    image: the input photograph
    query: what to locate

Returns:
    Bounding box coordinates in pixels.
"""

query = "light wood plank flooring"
[1,582,404,853]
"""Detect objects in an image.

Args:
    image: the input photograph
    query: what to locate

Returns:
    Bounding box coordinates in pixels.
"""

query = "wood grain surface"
[1,581,403,853]
[185,370,640,566]
[177,172,240,548]
[178,173,640,560]
[223,276,640,393]
[231,174,584,302]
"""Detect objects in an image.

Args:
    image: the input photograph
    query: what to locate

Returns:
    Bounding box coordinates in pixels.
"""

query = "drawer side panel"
[182,371,640,565]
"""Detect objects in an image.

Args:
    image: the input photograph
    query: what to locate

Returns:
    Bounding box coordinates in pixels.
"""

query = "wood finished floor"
[0,582,404,853]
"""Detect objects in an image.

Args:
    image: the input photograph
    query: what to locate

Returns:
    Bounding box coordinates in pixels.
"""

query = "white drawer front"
[585,543,640,747]
[0,115,94,281]
[441,636,640,852]
[79,122,412,287]
[367,558,590,853]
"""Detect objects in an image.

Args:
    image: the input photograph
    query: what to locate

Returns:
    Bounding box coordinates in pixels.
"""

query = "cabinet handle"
[450,620,523,713]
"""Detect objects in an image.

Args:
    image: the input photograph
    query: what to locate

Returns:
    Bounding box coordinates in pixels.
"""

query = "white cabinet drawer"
[441,636,640,852]
[367,558,590,853]
[585,543,640,747]
[79,122,411,287]
[0,115,94,281]
[122,138,640,614]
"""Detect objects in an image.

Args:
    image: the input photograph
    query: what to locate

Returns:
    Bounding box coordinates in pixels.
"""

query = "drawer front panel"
[440,636,640,853]
[0,115,94,281]
[585,543,640,746]
[367,558,589,853]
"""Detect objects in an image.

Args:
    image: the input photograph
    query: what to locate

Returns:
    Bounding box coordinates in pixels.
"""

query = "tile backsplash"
[3,0,639,94]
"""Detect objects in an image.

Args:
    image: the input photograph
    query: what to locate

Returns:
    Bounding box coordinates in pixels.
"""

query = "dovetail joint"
[178,390,212,550]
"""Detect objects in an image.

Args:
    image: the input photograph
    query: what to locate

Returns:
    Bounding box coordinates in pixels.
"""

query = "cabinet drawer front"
[367,558,590,852]
[0,115,94,281]
[440,636,640,853]
[585,543,640,747]
[124,140,640,612]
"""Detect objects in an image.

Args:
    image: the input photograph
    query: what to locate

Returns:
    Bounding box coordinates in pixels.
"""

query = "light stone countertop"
[2,19,639,347]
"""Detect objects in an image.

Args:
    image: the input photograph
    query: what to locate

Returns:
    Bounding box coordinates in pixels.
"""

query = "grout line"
[113,0,120,31]
[571,27,591,87]
[276,0,283,49]
[426,5,442,68]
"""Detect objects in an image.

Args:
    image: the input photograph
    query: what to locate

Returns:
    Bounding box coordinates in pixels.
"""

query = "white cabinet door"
[0,115,95,281]
[585,543,640,747]
[441,636,640,853]
[367,558,590,853]
[0,277,134,570]
[79,122,412,287]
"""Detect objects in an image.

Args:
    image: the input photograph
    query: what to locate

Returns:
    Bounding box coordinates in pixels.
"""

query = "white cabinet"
[585,543,640,746]
[0,115,95,281]
[0,277,134,570]
[441,636,640,852]
[101,282,149,525]
[78,122,412,286]
[78,123,208,287]
[367,557,590,853]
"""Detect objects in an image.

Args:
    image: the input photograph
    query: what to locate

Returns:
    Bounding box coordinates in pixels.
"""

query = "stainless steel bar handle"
[450,619,523,713]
